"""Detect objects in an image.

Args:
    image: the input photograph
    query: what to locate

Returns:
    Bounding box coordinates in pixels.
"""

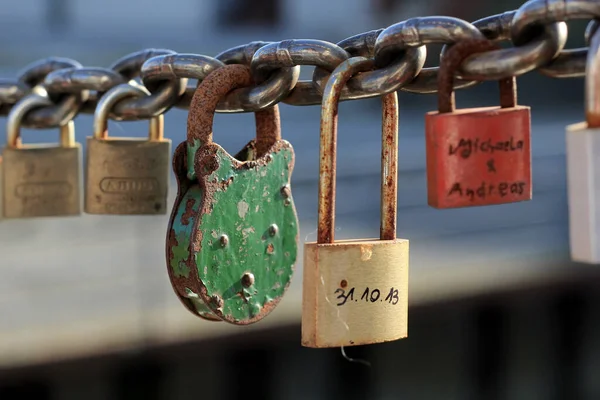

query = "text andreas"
[447,136,527,201]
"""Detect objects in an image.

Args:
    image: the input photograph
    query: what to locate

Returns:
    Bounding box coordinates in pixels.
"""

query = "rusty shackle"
[437,38,517,114]
[186,64,281,157]
[318,56,399,244]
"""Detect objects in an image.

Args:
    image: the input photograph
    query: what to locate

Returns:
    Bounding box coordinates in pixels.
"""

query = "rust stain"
[235,296,280,325]
[191,228,202,253]
[318,57,375,244]
[219,176,234,190]
[340,279,348,288]
[254,105,282,157]
[380,91,398,241]
[166,142,204,300]
[181,198,196,225]
[266,243,275,254]
[187,64,253,144]
[167,228,178,264]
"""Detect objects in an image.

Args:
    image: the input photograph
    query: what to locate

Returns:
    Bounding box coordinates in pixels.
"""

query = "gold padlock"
[85,83,171,215]
[2,94,81,218]
[302,57,409,348]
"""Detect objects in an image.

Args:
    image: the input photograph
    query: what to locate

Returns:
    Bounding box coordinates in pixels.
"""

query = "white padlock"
[566,29,600,264]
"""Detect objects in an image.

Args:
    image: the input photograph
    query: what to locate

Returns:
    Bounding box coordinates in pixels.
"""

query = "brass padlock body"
[85,138,171,214]
[85,83,171,215]
[302,239,408,348]
[3,144,81,218]
[3,94,81,218]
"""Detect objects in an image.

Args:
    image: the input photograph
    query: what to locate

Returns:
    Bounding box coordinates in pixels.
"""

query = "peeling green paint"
[185,287,214,318]
[186,138,202,181]
[169,140,298,324]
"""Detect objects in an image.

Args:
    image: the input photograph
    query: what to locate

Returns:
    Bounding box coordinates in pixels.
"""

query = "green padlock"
[166,64,298,325]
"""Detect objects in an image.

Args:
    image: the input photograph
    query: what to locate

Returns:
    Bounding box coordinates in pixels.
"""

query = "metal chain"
[0,0,598,128]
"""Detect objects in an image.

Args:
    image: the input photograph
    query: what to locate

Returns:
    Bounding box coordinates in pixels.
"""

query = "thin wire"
[340,346,372,368]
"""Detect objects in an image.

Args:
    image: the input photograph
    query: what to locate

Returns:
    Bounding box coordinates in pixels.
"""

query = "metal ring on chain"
[43,67,127,114]
[512,0,600,44]
[250,39,349,106]
[374,16,486,94]
[141,54,225,109]
[17,57,82,88]
[0,7,598,114]
[450,11,568,80]
[0,79,28,115]
[0,57,75,115]
[107,49,187,120]
[510,0,600,79]
[585,18,600,42]
[310,30,426,101]
[21,86,87,129]
[6,57,86,127]
[214,42,300,112]
[539,19,599,78]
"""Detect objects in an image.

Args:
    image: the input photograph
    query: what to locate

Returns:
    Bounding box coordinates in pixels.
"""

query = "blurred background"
[1,0,600,399]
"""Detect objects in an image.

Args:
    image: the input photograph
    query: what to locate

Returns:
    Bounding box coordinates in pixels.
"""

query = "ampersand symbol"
[487,158,496,173]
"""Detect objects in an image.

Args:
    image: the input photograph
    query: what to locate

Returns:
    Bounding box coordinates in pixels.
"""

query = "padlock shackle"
[93,83,164,141]
[586,26,600,127]
[187,64,281,157]
[318,56,398,244]
[6,93,75,149]
[437,38,517,114]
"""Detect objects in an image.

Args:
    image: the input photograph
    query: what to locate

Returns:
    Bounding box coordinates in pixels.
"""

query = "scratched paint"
[186,138,202,181]
[169,185,215,318]
[169,139,298,324]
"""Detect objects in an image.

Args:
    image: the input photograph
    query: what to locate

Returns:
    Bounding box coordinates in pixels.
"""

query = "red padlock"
[425,39,532,209]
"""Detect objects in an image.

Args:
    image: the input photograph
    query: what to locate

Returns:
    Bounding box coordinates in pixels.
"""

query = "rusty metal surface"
[318,56,399,244]
[167,64,298,325]
[380,92,398,241]
[586,25,600,128]
[186,64,252,146]
[437,39,518,114]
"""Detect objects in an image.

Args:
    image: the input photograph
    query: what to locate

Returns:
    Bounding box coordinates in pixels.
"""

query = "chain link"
[1,0,598,128]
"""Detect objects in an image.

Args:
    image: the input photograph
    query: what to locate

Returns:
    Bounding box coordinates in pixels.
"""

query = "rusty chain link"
[0,0,597,127]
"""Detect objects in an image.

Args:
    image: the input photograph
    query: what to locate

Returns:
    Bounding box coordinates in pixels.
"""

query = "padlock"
[301,57,409,348]
[2,94,81,218]
[566,29,600,263]
[166,64,298,324]
[425,39,532,209]
[85,83,171,215]
[0,155,3,220]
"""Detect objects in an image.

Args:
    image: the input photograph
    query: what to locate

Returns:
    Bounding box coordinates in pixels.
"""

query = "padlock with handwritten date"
[302,57,409,348]
[425,39,532,209]
[2,94,81,218]
[85,84,171,215]
[566,29,600,264]
[166,64,298,324]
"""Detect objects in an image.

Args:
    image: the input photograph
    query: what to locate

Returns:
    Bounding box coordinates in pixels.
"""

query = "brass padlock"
[2,94,81,218]
[85,83,171,215]
[302,57,409,348]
